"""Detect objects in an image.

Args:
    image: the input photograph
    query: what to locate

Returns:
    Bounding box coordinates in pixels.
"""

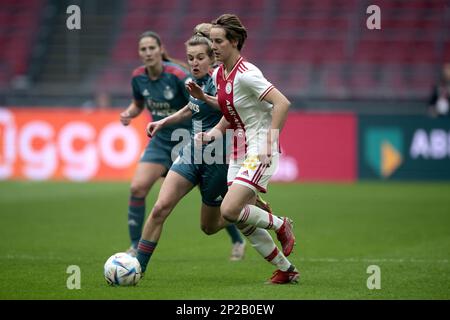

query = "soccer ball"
[104,252,142,286]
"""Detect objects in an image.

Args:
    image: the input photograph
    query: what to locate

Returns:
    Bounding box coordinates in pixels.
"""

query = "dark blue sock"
[128,196,145,248]
[225,224,244,244]
[136,239,157,273]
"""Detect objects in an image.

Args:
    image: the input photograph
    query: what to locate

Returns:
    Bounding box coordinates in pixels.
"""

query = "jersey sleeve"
[131,77,144,101]
[240,69,275,102]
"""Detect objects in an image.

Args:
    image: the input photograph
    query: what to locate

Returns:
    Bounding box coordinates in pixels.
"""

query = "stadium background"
[0,0,449,300]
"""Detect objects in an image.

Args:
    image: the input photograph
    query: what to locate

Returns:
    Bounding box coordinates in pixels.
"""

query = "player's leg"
[127,137,176,254]
[136,170,194,272]
[199,204,228,235]
[127,162,167,253]
[200,174,298,282]
[226,225,246,261]
[225,193,297,283]
[198,204,246,261]
[200,163,245,260]
[236,223,298,283]
[221,155,295,256]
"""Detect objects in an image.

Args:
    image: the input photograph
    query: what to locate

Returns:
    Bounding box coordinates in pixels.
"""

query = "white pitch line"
[1,254,448,264]
[0,254,67,261]
[298,257,449,263]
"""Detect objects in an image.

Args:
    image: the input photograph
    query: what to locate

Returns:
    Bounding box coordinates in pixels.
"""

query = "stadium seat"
[92,0,447,101]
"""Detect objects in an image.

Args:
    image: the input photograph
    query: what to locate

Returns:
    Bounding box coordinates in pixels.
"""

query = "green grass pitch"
[0,181,449,299]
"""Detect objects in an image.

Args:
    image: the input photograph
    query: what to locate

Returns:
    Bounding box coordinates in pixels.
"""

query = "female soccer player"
[188,14,299,283]
[136,25,298,284]
[121,30,245,259]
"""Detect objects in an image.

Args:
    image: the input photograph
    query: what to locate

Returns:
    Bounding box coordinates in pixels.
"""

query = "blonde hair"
[194,23,212,38]
[185,23,214,60]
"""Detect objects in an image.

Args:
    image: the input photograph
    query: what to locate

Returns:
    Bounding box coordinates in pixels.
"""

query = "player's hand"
[194,132,214,147]
[259,136,273,166]
[186,81,206,101]
[120,111,132,126]
[146,120,164,138]
[259,152,272,166]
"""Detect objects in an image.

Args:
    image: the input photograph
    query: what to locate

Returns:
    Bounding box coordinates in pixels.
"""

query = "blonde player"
[188,14,298,284]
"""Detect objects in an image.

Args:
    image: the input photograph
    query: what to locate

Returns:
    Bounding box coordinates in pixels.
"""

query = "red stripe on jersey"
[216,59,248,158]
[259,85,275,101]
[237,65,246,74]
[164,64,188,80]
[132,66,146,77]
[222,57,243,81]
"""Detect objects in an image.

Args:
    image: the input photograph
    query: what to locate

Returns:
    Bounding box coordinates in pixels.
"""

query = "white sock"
[237,204,284,231]
[239,225,291,271]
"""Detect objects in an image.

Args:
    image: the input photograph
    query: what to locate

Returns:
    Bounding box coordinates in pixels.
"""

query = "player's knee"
[200,224,217,235]
[130,183,149,198]
[220,202,239,223]
[150,201,173,223]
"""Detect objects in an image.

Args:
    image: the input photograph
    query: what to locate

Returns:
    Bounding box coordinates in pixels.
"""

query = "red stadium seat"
[92,0,448,101]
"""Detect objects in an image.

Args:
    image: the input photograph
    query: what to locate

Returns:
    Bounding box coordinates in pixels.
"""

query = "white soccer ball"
[104,252,142,286]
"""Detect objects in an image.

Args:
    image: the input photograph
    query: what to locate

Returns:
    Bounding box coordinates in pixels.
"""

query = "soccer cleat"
[276,217,296,257]
[255,194,273,213]
[268,266,299,284]
[230,240,246,261]
[126,246,137,258]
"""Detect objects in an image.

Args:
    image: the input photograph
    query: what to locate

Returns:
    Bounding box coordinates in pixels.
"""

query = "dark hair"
[139,30,162,47]
[138,30,189,69]
[211,14,247,51]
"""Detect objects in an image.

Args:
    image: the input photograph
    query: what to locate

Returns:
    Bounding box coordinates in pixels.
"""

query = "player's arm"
[120,99,145,126]
[194,116,230,146]
[262,88,291,156]
[186,81,220,110]
[146,105,192,137]
[264,88,291,132]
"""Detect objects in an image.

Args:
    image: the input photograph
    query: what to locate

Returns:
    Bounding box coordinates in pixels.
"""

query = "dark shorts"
[170,143,228,207]
[139,135,186,172]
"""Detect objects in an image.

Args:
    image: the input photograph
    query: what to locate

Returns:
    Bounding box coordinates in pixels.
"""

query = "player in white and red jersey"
[188,14,299,284]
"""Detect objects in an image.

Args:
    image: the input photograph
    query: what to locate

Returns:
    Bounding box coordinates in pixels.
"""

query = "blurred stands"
[0,0,449,113]
[0,0,44,86]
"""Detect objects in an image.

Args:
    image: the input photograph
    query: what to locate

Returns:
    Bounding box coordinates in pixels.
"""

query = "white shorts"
[227,153,279,194]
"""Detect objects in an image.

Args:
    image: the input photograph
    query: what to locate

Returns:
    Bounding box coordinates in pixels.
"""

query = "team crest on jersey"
[225,82,232,94]
[142,89,150,96]
[163,86,174,100]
